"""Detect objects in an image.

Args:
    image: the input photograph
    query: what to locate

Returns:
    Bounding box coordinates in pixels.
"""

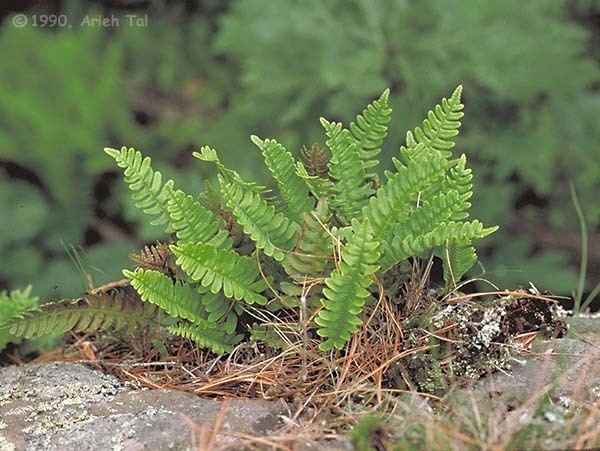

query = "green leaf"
[402,85,464,159]
[105,147,174,228]
[315,219,380,351]
[251,135,314,221]
[1,291,157,339]
[322,119,373,223]
[171,242,267,305]
[166,189,232,249]
[349,88,392,170]
[124,268,210,326]
[218,176,299,261]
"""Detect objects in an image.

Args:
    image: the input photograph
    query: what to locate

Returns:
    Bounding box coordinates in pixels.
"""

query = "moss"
[388,294,567,395]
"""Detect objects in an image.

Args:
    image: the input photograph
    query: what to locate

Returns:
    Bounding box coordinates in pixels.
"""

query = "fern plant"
[0,86,497,352]
[0,286,39,352]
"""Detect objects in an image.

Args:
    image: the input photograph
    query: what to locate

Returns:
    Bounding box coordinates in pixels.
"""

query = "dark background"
[0,0,598,309]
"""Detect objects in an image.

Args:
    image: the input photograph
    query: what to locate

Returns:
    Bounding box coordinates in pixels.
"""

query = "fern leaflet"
[382,220,497,271]
[402,85,464,159]
[364,145,448,243]
[104,147,174,227]
[322,119,373,223]
[168,323,242,354]
[124,268,212,326]
[440,243,478,285]
[300,144,329,178]
[219,176,299,261]
[349,89,392,170]
[315,220,380,351]
[171,241,267,305]
[166,189,232,249]
[251,135,314,221]
[1,290,157,338]
[283,198,333,280]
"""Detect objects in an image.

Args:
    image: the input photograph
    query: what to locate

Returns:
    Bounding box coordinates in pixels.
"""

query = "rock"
[446,316,600,412]
[0,362,289,450]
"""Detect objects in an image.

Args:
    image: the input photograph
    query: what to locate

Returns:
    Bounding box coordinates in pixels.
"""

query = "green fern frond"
[315,219,380,351]
[170,241,267,305]
[394,190,466,238]
[322,119,373,223]
[283,197,333,279]
[1,290,157,339]
[219,176,299,261]
[440,243,478,285]
[124,268,212,326]
[0,286,39,350]
[193,146,268,195]
[166,189,232,249]
[382,220,497,271]
[168,323,242,354]
[249,323,300,350]
[401,85,464,159]
[251,135,314,221]
[364,145,448,242]
[104,147,174,227]
[443,154,473,220]
[199,289,239,325]
[349,89,392,169]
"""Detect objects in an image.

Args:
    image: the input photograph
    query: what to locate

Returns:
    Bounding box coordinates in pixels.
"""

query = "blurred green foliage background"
[0,0,598,303]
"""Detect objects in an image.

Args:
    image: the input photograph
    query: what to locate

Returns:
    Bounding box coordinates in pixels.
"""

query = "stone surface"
[0,362,289,450]
[446,316,600,412]
[1,318,597,450]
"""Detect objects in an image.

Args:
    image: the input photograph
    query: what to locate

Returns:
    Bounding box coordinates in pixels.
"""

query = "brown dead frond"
[129,242,172,274]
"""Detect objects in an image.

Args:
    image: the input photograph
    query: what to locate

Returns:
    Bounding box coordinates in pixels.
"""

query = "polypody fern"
[0,86,497,352]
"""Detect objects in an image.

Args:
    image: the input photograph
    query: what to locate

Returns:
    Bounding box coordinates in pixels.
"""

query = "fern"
[394,191,467,239]
[402,85,464,159]
[382,221,497,271]
[251,135,314,221]
[168,323,241,354]
[364,145,448,243]
[104,147,174,228]
[440,243,478,285]
[349,89,392,171]
[315,219,380,351]
[9,85,498,355]
[295,161,333,199]
[193,146,268,195]
[1,290,157,339]
[443,155,473,220]
[322,119,373,223]
[170,241,267,305]
[166,189,232,249]
[218,176,299,261]
[300,144,329,178]
[129,242,172,274]
[124,268,210,326]
[200,290,237,323]
[283,198,333,280]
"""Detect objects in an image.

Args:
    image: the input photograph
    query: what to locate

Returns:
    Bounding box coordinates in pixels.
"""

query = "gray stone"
[446,316,600,412]
[0,362,289,450]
